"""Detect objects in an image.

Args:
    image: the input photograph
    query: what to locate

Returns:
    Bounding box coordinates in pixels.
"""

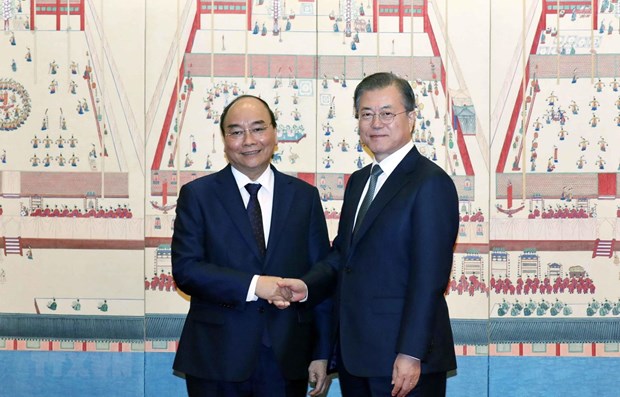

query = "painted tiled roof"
[488,318,620,344]
[1,314,619,345]
[144,314,185,340]
[0,314,186,341]
[451,319,488,345]
[0,314,144,342]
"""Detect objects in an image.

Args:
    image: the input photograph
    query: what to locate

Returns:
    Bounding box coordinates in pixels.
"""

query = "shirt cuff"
[247,274,260,301]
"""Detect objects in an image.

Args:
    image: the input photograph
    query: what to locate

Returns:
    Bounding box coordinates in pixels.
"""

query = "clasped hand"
[255,276,308,309]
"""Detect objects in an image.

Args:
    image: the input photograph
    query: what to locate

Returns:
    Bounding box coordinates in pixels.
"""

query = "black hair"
[218,94,277,136]
[353,72,416,117]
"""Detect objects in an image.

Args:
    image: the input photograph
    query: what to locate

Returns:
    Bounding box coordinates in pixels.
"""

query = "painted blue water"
[488,356,620,396]
[0,351,145,397]
[1,352,619,396]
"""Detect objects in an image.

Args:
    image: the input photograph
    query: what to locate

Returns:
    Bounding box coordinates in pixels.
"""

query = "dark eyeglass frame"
[357,110,409,124]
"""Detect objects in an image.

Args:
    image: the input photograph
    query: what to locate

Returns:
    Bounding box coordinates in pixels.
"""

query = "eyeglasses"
[357,110,409,124]
[224,124,272,139]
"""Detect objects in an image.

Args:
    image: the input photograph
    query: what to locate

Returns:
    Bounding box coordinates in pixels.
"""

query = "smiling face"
[222,97,277,180]
[357,84,415,162]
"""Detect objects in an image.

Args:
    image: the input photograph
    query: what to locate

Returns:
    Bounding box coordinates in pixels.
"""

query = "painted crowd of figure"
[446,272,598,297]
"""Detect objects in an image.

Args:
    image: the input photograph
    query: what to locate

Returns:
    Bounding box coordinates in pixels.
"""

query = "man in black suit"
[278,72,459,396]
[172,95,332,397]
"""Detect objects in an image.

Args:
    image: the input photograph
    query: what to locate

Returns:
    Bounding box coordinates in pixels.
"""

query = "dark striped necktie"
[245,183,266,257]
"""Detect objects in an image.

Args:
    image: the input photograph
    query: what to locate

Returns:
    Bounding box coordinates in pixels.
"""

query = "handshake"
[255,276,308,309]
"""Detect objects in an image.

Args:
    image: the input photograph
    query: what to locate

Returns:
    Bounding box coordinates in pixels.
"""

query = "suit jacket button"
[344,266,352,273]
[258,307,265,313]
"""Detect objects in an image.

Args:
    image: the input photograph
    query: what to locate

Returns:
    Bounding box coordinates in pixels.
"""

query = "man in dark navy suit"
[279,72,459,397]
[172,95,332,397]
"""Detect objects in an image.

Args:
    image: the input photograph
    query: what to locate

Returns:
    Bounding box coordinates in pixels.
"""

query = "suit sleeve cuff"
[247,274,260,301]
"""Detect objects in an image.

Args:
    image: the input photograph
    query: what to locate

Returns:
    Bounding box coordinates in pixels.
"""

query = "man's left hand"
[307,359,330,396]
[391,354,421,397]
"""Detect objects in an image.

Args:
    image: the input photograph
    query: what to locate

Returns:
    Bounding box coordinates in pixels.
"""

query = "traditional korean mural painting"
[0,1,618,396]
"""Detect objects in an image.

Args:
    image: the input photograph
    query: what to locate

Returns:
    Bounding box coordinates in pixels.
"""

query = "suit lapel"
[214,165,264,260]
[265,167,294,266]
[341,165,371,246]
[350,147,421,246]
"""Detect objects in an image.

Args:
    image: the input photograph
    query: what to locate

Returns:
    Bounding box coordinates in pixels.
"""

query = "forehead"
[226,98,270,124]
[358,85,404,110]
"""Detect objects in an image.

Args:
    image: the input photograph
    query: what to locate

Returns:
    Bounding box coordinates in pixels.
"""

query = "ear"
[407,110,416,131]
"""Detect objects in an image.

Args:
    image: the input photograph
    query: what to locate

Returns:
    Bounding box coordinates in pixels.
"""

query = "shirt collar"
[373,140,414,177]
[231,165,274,194]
